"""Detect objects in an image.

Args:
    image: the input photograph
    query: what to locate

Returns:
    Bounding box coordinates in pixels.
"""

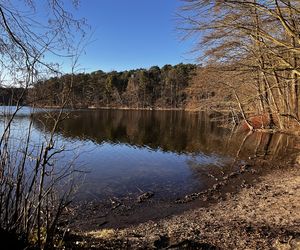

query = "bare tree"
[0,1,87,248]
[180,0,300,131]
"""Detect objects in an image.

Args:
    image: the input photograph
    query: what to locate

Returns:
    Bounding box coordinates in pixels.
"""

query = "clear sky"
[67,0,196,73]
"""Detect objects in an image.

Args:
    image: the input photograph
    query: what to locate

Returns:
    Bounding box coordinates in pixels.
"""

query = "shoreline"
[65,161,300,249]
[67,160,265,231]
[29,104,205,112]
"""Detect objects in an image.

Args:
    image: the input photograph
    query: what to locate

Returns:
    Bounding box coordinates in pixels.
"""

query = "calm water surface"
[2,107,299,202]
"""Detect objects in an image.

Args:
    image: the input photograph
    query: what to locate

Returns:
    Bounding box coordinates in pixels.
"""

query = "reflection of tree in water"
[238,132,298,162]
[30,110,300,202]
[188,130,300,181]
[32,110,227,153]
[32,110,299,160]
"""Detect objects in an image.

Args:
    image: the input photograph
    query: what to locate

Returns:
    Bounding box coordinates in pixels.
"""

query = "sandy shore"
[66,163,300,249]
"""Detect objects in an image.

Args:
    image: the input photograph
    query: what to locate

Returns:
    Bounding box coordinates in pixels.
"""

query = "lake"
[1,107,299,204]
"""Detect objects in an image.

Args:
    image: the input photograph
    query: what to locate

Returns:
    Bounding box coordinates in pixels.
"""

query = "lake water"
[1,107,299,203]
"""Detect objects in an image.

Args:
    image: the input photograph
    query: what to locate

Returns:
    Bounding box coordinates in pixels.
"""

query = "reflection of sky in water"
[1,107,298,202]
[58,141,221,200]
[0,106,51,116]
[1,119,222,200]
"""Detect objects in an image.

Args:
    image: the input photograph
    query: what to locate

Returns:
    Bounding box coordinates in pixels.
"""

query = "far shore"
[31,105,201,112]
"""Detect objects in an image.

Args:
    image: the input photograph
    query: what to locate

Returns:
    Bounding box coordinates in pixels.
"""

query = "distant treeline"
[29,64,198,109]
[0,87,26,105]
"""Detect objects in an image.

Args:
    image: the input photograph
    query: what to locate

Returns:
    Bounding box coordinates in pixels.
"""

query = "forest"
[0,1,299,248]
[26,0,300,132]
[29,63,198,109]
[180,0,300,132]
[1,1,300,133]
[0,87,26,105]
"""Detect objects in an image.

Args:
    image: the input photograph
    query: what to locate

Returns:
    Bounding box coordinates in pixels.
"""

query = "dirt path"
[67,164,300,249]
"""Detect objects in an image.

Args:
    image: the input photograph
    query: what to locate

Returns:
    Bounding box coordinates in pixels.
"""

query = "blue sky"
[64,0,196,73]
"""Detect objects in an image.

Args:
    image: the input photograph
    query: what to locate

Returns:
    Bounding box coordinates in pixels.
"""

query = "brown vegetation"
[0,0,85,249]
[181,0,300,132]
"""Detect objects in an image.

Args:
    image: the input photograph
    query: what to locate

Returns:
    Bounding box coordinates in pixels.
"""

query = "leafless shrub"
[180,0,300,131]
[0,1,87,248]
